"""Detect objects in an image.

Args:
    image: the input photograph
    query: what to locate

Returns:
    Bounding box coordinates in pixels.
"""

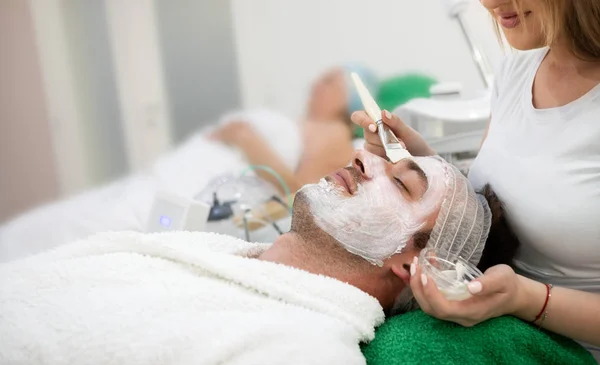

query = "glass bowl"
[418,247,483,301]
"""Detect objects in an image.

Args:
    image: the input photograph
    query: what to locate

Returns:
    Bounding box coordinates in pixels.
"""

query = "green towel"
[353,73,438,139]
[376,73,438,112]
[361,310,595,365]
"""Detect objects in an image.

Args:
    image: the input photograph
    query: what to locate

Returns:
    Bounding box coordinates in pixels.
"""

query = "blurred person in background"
[211,64,379,194]
[0,64,378,264]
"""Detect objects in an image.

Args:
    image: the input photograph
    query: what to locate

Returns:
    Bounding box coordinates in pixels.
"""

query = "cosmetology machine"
[395,0,494,171]
[146,167,293,243]
[147,191,211,233]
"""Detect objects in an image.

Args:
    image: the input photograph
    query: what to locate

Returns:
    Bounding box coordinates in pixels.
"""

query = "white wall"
[29,0,92,196]
[0,0,60,222]
[232,0,504,119]
[155,0,242,144]
[31,0,173,198]
[61,0,128,184]
[105,0,173,172]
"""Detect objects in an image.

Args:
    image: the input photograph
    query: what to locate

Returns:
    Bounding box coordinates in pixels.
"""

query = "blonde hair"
[493,0,600,61]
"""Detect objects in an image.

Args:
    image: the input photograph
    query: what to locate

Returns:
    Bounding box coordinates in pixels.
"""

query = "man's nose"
[352,149,387,179]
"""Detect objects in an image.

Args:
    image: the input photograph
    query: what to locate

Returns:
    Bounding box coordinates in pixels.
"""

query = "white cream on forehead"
[300,153,450,266]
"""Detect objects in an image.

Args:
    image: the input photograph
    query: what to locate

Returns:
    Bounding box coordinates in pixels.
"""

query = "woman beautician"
[352,0,600,360]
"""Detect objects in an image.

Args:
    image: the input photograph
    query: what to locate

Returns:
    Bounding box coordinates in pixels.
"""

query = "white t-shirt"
[468,47,600,358]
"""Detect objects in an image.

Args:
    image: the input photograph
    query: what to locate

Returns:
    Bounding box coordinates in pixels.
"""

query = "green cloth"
[376,73,438,112]
[353,73,438,139]
[361,310,595,365]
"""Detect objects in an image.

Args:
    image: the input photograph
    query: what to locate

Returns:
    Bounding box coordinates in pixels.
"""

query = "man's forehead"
[393,156,448,176]
[407,156,451,197]
[423,157,452,182]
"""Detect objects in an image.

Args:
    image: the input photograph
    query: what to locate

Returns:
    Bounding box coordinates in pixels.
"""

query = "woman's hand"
[351,110,436,158]
[409,259,534,327]
[412,258,600,347]
[209,121,254,146]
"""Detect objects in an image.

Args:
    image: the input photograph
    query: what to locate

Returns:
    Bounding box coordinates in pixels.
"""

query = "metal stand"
[242,210,251,242]
[455,13,494,89]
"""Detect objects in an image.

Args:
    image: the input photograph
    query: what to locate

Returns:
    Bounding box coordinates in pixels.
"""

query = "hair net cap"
[342,64,380,115]
[427,159,492,267]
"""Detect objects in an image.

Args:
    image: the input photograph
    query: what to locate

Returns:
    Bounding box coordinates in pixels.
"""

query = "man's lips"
[328,168,358,194]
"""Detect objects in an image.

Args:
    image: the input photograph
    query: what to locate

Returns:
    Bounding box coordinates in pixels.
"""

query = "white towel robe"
[0,231,385,365]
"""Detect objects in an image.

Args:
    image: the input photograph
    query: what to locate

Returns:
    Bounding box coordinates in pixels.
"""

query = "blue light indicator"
[159,215,172,228]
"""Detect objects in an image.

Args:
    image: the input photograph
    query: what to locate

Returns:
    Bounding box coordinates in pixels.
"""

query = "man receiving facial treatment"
[0,150,501,365]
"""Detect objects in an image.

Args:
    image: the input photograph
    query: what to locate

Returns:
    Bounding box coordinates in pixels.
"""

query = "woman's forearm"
[235,130,303,194]
[513,275,600,346]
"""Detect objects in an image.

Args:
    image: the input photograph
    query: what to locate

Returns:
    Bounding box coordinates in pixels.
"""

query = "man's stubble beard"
[289,191,331,245]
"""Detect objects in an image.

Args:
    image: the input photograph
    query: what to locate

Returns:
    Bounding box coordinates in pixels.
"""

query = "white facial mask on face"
[299,154,450,266]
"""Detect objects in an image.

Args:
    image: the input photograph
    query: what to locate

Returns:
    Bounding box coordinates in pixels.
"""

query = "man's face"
[296,150,449,266]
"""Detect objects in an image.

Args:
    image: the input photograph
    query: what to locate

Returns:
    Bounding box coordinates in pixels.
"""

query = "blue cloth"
[342,64,380,115]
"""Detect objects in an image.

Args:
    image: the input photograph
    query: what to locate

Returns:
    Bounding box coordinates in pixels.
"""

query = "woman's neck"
[533,41,600,109]
[547,40,600,74]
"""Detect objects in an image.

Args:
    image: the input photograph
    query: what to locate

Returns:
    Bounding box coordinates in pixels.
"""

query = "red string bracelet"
[533,283,553,323]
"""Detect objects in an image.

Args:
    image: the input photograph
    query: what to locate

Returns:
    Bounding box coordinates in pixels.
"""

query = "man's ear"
[388,243,422,284]
[390,262,411,286]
